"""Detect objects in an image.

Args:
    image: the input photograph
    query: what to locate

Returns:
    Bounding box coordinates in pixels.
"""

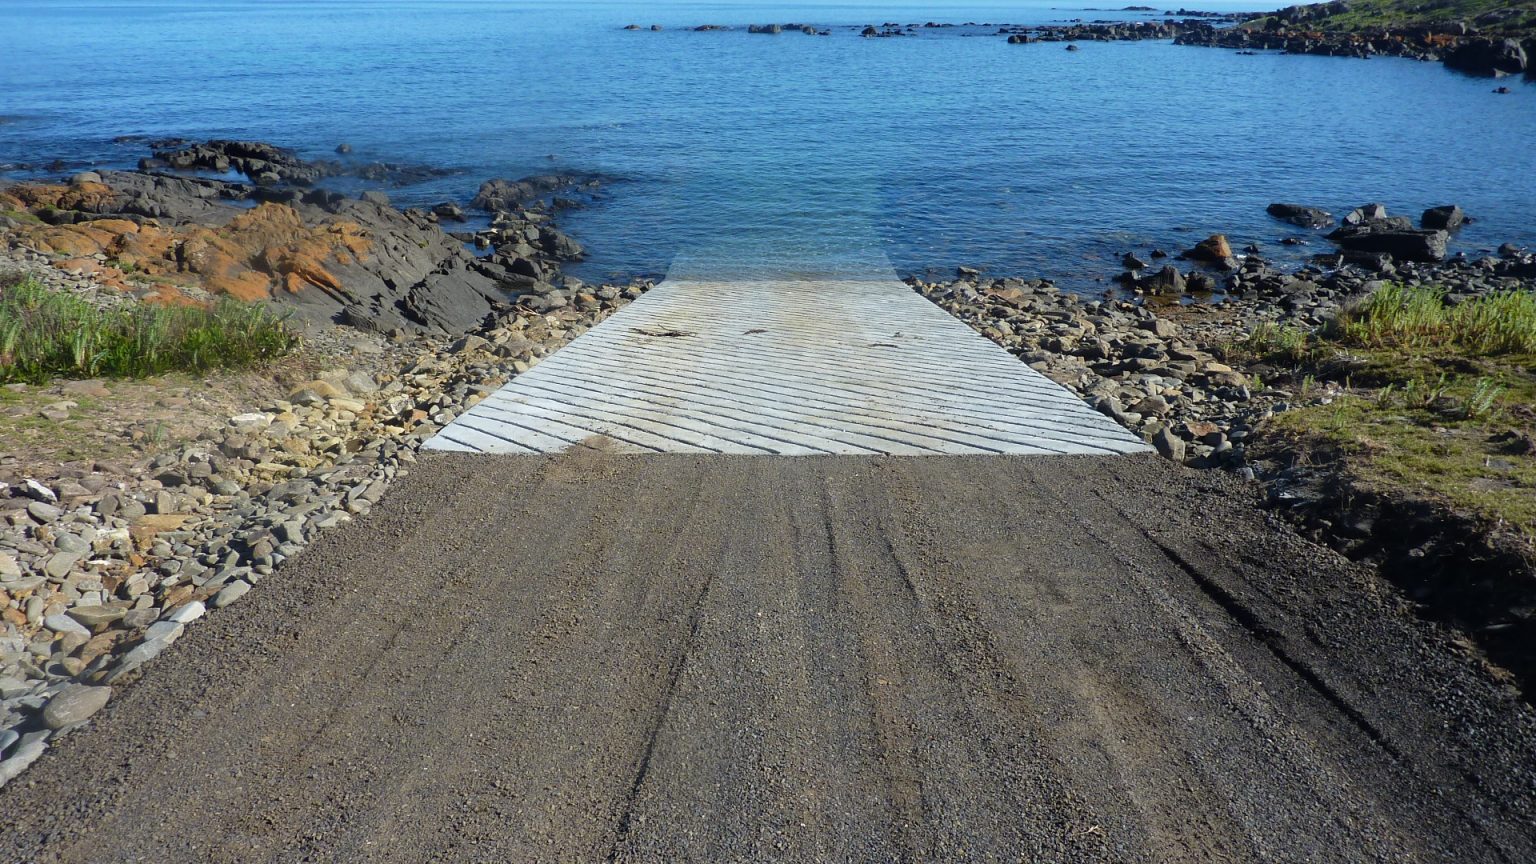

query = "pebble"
[0,260,650,785]
[0,735,48,787]
[212,580,252,608]
[41,684,112,730]
[43,551,82,580]
[163,600,206,625]
[43,613,91,637]
[66,605,126,631]
[143,620,185,645]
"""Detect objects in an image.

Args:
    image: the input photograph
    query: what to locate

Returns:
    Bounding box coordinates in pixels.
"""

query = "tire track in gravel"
[3,452,1535,863]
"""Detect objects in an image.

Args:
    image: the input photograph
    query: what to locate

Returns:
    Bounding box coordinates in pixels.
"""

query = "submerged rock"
[1266,203,1333,228]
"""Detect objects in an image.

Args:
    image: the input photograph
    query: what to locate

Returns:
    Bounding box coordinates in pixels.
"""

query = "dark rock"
[1421,205,1465,231]
[1266,203,1333,228]
[748,24,783,34]
[1328,222,1449,262]
[1142,265,1186,294]
[471,175,592,212]
[1122,252,1148,270]
[1186,271,1218,292]
[431,202,466,222]
[1444,37,1527,77]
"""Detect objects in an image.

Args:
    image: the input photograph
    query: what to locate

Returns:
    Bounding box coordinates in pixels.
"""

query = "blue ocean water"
[3,0,1534,288]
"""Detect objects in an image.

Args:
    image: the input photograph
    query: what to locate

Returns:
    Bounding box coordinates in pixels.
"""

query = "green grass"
[0,275,296,384]
[1328,283,1536,355]
[1231,320,1313,364]
[1250,0,1536,33]
[1268,379,1536,535]
[1249,282,1536,537]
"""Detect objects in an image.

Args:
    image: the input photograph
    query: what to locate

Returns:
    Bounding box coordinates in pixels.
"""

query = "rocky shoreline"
[910,204,1536,696]
[648,8,1533,78]
[0,144,656,786]
[0,251,652,787]
[2,141,1534,786]
[1017,4,1534,79]
[0,140,605,336]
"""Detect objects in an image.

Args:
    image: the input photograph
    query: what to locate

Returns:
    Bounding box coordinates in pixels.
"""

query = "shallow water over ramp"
[423,278,1150,456]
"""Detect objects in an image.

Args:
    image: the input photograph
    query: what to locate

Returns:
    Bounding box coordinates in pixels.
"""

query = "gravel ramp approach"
[3,451,1534,863]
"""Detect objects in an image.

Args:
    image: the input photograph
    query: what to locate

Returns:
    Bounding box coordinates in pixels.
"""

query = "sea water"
[3,0,1534,288]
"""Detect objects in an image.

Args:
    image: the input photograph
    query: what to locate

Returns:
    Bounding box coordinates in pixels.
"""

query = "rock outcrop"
[2,158,597,334]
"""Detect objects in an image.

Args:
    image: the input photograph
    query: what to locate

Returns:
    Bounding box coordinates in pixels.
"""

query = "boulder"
[1186,234,1233,263]
[1343,203,1388,226]
[1152,426,1186,462]
[41,685,112,730]
[1141,265,1186,294]
[1266,203,1332,228]
[1444,38,1527,77]
[471,175,591,212]
[1328,223,1449,262]
[1421,205,1465,231]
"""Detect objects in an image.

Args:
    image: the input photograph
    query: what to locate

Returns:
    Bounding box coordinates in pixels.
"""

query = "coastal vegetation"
[0,274,296,384]
[1236,284,1536,536]
[1247,0,1536,33]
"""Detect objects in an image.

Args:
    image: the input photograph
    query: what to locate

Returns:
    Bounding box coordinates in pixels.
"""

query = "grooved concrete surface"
[424,279,1150,456]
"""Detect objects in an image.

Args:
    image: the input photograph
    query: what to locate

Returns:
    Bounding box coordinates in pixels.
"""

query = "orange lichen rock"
[177,204,371,302]
[2,181,118,213]
[4,195,375,305]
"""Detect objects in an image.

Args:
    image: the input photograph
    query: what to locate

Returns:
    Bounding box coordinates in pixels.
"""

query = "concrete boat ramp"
[424,276,1148,456]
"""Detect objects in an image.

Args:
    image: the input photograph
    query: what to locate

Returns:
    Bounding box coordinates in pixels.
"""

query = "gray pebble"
[41,684,111,730]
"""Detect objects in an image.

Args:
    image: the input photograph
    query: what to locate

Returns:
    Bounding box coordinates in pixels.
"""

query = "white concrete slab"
[424,278,1151,456]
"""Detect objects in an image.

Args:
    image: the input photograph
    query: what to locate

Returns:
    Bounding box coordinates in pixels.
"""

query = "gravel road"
[4,451,1534,863]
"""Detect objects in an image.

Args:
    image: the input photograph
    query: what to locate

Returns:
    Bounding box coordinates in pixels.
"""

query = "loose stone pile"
[0,278,650,787]
[910,238,1536,474]
[911,276,1273,471]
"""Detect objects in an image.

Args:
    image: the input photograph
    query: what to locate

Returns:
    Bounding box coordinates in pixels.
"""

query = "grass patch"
[1275,0,1536,32]
[0,275,296,384]
[1329,283,1536,355]
[1249,282,1536,536]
